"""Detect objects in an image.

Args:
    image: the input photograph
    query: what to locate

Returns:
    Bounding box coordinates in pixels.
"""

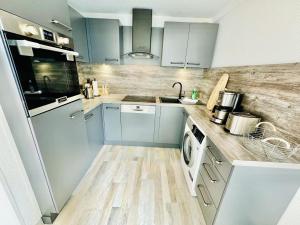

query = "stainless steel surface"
[130,8,153,58]
[69,110,84,119]
[9,39,78,57]
[122,95,156,103]
[203,163,217,183]
[83,87,93,99]
[0,10,74,48]
[218,91,238,108]
[206,139,232,182]
[50,19,72,31]
[210,116,225,125]
[225,112,261,136]
[213,108,229,120]
[197,184,213,206]
[159,96,181,104]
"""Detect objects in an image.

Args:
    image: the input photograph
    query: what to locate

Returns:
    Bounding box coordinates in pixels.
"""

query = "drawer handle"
[106,106,119,110]
[203,163,217,183]
[69,110,84,119]
[51,19,72,31]
[84,113,94,121]
[187,62,201,66]
[197,184,212,207]
[207,146,223,165]
[105,58,119,62]
[170,62,185,65]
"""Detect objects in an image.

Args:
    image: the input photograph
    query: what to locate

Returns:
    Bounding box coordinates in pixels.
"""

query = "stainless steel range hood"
[128,8,153,59]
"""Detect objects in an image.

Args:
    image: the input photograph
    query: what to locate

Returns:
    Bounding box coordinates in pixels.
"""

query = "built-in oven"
[0,10,81,117]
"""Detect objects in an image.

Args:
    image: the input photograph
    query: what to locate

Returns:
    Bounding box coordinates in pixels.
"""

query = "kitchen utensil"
[225,112,261,135]
[207,74,229,111]
[243,122,299,161]
[83,86,93,99]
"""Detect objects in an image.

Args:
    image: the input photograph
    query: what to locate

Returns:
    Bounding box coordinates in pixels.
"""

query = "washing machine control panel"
[192,125,205,144]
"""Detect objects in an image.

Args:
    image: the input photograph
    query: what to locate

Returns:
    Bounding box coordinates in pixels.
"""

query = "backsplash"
[77,63,204,97]
[199,63,300,142]
[77,62,300,142]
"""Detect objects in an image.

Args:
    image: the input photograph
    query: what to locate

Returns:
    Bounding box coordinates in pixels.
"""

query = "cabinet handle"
[76,55,84,59]
[69,110,84,119]
[207,146,223,165]
[105,58,118,62]
[84,113,94,121]
[197,184,212,207]
[187,62,201,66]
[170,62,185,65]
[106,106,119,110]
[51,19,72,31]
[203,163,217,183]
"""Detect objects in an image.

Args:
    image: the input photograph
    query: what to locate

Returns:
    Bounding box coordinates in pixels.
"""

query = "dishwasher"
[121,104,156,143]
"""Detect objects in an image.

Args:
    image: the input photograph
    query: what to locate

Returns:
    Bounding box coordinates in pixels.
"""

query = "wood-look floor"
[53,145,206,225]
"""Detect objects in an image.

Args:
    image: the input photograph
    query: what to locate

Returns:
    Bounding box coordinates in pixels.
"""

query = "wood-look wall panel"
[77,62,300,142]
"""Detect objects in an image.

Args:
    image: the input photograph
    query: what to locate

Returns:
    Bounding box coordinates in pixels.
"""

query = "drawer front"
[201,153,226,207]
[196,175,217,225]
[206,142,232,181]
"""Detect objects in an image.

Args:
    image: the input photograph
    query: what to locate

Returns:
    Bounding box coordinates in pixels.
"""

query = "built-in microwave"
[0,10,81,117]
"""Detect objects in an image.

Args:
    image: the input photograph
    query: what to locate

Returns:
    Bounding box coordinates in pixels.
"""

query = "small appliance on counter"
[83,79,94,99]
[210,90,243,125]
[225,112,261,136]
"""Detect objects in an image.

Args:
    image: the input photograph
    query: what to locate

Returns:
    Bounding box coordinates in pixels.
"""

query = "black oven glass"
[6,33,80,111]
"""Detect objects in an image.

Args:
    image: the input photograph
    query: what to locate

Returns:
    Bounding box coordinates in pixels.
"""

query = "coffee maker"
[210,90,243,125]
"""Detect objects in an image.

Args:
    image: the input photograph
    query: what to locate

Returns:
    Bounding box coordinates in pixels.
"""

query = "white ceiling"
[68,0,234,18]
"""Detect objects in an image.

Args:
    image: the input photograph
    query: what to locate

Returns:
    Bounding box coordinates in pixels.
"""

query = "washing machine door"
[182,132,195,167]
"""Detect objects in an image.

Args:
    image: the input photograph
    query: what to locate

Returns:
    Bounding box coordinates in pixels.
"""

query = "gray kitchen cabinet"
[0,0,71,36]
[161,22,189,67]
[86,18,120,64]
[30,100,91,212]
[85,105,104,156]
[69,7,89,62]
[186,23,219,68]
[157,106,184,145]
[162,22,218,68]
[121,105,156,143]
[102,103,122,142]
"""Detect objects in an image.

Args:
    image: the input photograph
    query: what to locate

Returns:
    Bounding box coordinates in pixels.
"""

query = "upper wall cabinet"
[161,22,190,67]
[162,22,219,68]
[0,0,71,36]
[69,7,89,62]
[86,18,120,64]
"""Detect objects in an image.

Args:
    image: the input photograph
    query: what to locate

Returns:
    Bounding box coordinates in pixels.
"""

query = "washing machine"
[181,116,206,196]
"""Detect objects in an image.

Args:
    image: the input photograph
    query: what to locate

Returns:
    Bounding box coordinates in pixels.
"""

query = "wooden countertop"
[82,95,300,165]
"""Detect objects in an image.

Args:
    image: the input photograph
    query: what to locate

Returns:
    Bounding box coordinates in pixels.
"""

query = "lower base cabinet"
[156,106,184,146]
[85,105,104,156]
[102,104,122,142]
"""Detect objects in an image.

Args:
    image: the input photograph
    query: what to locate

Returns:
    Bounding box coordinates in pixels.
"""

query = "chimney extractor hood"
[128,8,153,59]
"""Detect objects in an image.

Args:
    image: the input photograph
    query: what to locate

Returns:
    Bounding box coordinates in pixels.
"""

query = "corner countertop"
[81,94,300,166]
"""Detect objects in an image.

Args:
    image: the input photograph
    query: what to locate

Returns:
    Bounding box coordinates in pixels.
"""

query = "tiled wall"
[77,62,300,142]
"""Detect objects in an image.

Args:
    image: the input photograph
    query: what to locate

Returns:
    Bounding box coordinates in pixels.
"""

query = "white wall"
[212,0,300,67]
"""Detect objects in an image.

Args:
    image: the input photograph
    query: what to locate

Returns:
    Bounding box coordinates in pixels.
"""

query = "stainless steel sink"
[122,95,156,103]
[159,97,181,104]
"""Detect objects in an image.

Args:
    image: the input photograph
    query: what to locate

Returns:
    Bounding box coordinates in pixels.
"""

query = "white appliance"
[181,117,206,196]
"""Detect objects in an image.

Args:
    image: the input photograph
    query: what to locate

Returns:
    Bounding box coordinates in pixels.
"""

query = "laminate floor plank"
[53,145,206,225]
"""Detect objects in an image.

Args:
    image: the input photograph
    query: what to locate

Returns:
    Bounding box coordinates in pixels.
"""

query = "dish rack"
[243,122,299,161]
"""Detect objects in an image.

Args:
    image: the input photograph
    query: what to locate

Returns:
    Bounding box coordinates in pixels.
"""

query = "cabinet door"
[186,23,219,68]
[102,104,122,142]
[161,22,189,67]
[30,100,91,211]
[85,106,104,156]
[69,7,89,62]
[86,19,120,64]
[0,0,71,36]
[158,106,184,145]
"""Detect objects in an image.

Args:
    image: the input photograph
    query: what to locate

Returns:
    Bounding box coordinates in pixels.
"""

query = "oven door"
[6,36,81,116]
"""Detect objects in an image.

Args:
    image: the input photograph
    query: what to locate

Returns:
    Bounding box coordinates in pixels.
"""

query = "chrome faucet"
[172,82,183,99]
